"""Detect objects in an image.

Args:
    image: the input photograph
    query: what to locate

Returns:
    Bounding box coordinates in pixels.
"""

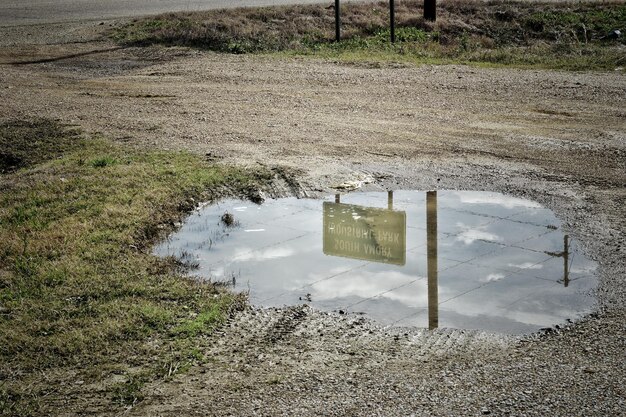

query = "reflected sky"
[154,191,598,334]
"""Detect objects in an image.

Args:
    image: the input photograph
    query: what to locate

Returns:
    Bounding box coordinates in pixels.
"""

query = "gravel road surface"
[1,19,624,417]
[0,0,338,26]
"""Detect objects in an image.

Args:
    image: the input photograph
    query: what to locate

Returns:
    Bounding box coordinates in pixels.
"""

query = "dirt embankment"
[0,18,624,416]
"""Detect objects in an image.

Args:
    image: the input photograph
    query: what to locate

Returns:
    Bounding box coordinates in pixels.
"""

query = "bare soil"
[1,19,624,416]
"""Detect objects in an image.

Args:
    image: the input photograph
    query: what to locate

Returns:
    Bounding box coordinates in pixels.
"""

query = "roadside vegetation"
[112,0,626,70]
[0,119,271,415]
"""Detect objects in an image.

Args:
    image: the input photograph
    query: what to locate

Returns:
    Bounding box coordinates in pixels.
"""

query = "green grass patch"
[112,0,626,70]
[111,372,149,406]
[0,119,270,415]
[90,155,118,168]
[172,296,233,337]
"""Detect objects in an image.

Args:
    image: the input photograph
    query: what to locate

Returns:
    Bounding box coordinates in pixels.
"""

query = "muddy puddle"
[155,191,597,334]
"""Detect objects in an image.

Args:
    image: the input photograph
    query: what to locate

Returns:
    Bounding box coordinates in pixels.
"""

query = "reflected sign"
[323,202,406,265]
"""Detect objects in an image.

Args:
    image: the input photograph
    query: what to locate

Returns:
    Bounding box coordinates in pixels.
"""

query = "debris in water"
[221,211,235,227]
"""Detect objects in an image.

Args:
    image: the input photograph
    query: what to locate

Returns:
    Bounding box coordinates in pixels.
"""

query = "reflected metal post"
[335,0,341,42]
[563,235,570,287]
[426,191,438,330]
[388,191,393,210]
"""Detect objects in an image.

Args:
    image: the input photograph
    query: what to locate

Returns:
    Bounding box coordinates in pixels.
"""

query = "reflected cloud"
[455,223,501,244]
[454,191,543,209]
[508,262,544,270]
[480,273,505,283]
[570,265,596,274]
[310,270,427,307]
[208,266,224,278]
[233,246,295,262]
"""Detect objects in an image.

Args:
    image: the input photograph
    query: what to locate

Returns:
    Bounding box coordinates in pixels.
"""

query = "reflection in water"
[155,191,597,334]
[547,235,570,287]
[427,191,438,330]
[323,193,406,265]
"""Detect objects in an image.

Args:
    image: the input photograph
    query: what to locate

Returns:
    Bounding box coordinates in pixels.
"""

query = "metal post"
[390,0,396,43]
[335,0,341,42]
[563,235,569,287]
[335,194,341,203]
[388,191,393,210]
[426,191,438,330]
[424,0,436,22]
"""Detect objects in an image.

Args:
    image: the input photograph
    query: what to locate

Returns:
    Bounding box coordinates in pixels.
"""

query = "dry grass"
[112,0,626,69]
[0,119,83,173]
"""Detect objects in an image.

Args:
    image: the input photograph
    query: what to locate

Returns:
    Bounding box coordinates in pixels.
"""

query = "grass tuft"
[90,155,118,168]
[111,373,149,406]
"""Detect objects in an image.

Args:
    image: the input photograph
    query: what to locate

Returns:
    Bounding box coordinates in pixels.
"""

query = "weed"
[111,373,149,406]
[90,155,117,168]
[220,211,237,227]
[178,250,201,270]
[171,297,231,337]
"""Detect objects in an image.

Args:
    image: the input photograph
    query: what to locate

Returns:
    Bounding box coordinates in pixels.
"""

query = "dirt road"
[0,0,335,26]
[1,20,624,416]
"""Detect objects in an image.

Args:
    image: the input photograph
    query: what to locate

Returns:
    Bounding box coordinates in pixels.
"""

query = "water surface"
[155,191,597,334]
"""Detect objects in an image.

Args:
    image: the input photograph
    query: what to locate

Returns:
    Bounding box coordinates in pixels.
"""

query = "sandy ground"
[1,20,624,416]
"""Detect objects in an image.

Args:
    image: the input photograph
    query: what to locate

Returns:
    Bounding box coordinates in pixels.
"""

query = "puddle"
[155,191,598,334]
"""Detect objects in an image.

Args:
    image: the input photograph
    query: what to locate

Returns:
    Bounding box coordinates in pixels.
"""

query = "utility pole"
[427,191,438,330]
